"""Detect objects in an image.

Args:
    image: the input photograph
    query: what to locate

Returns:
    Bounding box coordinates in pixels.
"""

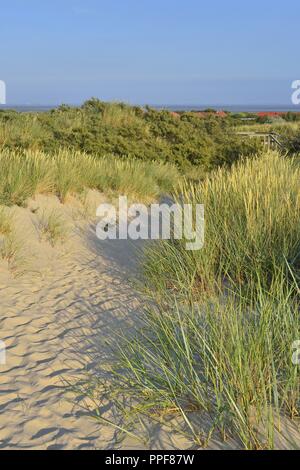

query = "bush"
[0,100,261,171]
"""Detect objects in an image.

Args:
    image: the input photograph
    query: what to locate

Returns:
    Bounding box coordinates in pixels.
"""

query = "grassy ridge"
[0,148,179,206]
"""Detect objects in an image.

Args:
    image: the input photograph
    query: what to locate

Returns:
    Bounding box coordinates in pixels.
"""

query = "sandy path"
[0,220,144,450]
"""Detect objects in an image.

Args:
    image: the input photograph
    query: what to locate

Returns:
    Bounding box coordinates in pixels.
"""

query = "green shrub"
[0,100,261,170]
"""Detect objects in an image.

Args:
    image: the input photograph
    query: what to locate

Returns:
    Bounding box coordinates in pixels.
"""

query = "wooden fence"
[236,132,283,150]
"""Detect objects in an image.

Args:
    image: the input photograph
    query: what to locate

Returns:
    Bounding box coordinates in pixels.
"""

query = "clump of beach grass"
[0,209,26,275]
[100,274,299,450]
[37,210,69,246]
[0,206,13,235]
[144,151,300,298]
[0,149,55,206]
[0,232,27,276]
[0,150,38,206]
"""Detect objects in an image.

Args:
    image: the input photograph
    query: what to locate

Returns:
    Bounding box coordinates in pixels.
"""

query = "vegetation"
[0,206,12,235]
[89,151,300,449]
[106,279,299,449]
[144,151,300,298]
[0,148,179,207]
[0,231,25,275]
[0,99,262,170]
[37,210,68,247]
[233,116,300,153]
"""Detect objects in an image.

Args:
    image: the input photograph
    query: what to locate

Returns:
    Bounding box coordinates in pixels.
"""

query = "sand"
[0,193,299,450]
[0,193,137,449]
[0,193,197,449]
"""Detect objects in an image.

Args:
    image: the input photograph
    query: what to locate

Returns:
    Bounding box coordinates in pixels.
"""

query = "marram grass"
[0,148,180,207]
[86,150,300,449]
[144,151,300,297]
[101,277,299,449]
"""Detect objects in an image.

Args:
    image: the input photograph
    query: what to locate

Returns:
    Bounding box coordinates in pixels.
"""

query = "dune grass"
[144,151,300,298]
[0,207,26,275]
[102,277,299,449]
[91,150,300,449]
[0,113,51,149]
[37,210,68,247]
[0,148,179,207]
[0,231,26,276]
[0,206,13,235]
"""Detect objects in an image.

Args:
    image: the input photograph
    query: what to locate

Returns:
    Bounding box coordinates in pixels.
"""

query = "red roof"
[257,112,285,117]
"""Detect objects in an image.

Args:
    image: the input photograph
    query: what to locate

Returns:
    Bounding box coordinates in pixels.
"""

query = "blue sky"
[0,0,299,105]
